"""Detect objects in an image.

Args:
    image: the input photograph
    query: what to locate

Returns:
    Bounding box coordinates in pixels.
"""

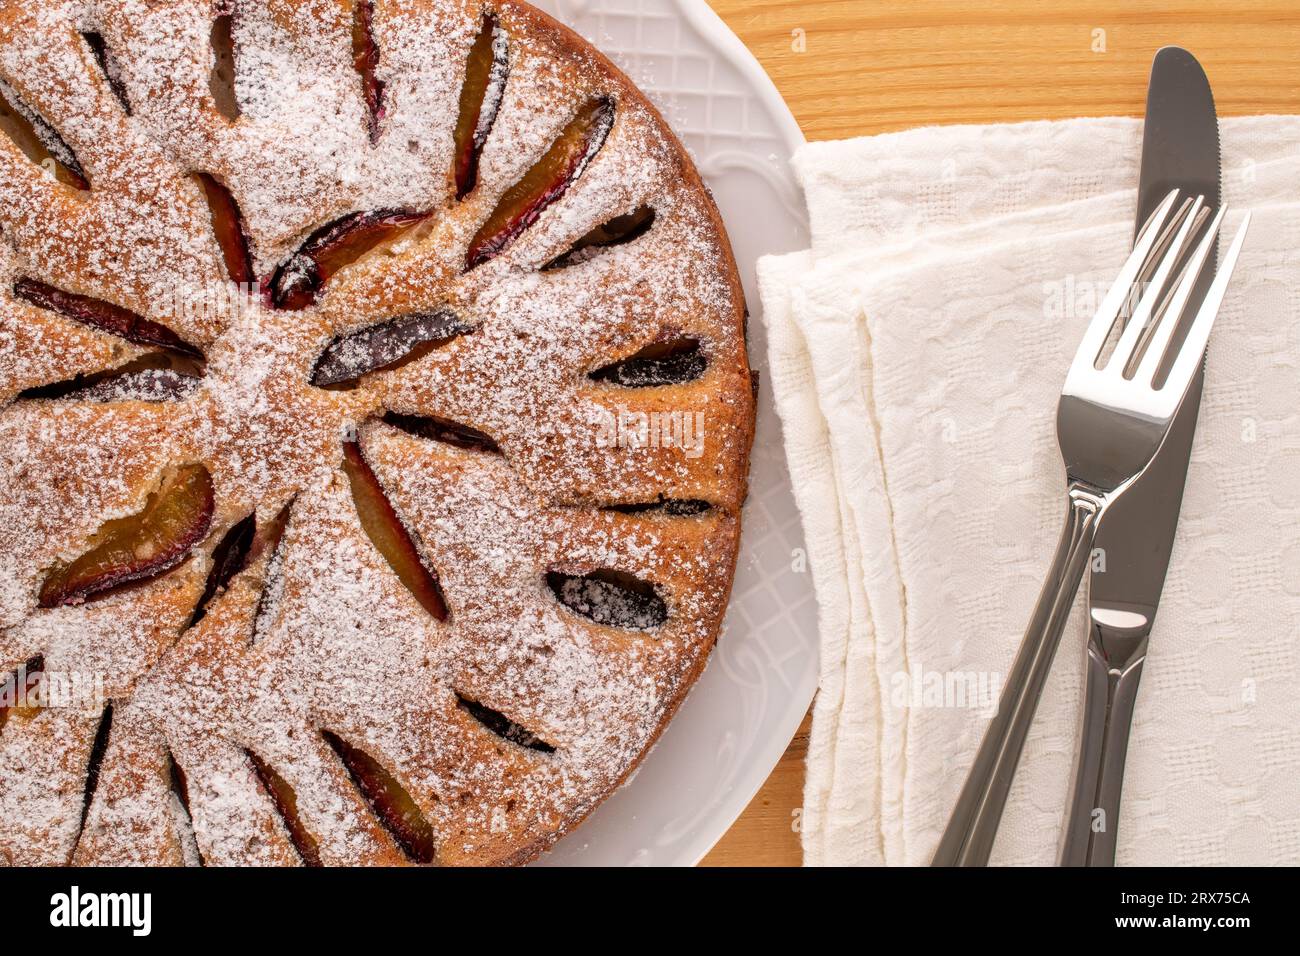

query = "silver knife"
[1059,46,1220,867]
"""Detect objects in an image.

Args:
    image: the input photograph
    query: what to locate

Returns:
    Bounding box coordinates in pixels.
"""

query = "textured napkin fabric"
[758,116,1300,866]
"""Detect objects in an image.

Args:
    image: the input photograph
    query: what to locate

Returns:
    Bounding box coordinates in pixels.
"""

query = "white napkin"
[758,115,1300,866]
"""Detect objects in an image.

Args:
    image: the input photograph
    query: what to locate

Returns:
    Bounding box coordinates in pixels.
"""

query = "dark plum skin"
[268,209,430,311]
[465,98,614,270]
[14,279,203,358]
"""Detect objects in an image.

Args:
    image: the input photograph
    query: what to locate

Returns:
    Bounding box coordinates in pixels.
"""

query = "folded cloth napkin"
[758,115,1300,866]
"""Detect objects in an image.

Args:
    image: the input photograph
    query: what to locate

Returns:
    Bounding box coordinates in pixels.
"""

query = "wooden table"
[699,0,1300,867]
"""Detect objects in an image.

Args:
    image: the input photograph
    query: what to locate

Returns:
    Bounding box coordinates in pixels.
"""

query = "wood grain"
[700,710,809,867]
[707,0,1300,140]
[700,0,1300,866]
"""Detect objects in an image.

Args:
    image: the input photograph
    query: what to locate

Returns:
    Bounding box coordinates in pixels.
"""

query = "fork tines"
[1065,188,1252,418]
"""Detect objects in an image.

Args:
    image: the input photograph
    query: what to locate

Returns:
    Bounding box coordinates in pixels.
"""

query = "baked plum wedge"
[269,209,430,311]
[18,352,203,403]
[380,411,500,454]
[14,279,203,359]
[188,513,255,627]
[247,749,322,866]
[83,31,132,115]
[547,569,667,631]
[341,441,448,620]
[323,729,436,864]
[352,0,384,143]
[209,12,241,121]
[465,97,614,269]
[456,695,555,753]
[588,337,706,387]
[0,84,89,189]
[38,464,215,608]
[310,310,472,387]
[195,173,254,286]
[544,206,655,270]
[452,15,508,198]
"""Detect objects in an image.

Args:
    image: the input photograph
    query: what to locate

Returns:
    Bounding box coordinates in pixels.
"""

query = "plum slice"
[209,12,240,121]
[189,513,255,627]
[0,83,89,190]
[195,173,254,286]
[588,337,706,387]
[452,15,508,199]
[310,310,472,388]
[166,750,192,812]
[250,499,294,644]
[547,569,667,631]
[38,464,215,608]
[193,501,296,632]
[342,441,448,620]
[18,352,203,403]
[322,729,436,864]
[543,206,655,270]
[83,32,132,115]
[269,209,430,311]
[246,749,322,866]
[603,499,712,517]
[352,0,384,143]
[14,279,203,359]
[251,500,294,568]
[74,703,114,846]
[465,97,615,270]
[456,695,554,754]
[0,656,43,732]
[380,411,500,454]
[165,750,206,866]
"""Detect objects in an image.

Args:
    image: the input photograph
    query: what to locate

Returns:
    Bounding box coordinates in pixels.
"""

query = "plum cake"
[0,0,754,865]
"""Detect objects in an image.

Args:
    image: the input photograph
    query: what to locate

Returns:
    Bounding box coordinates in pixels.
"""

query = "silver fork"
[932,189,1251,866]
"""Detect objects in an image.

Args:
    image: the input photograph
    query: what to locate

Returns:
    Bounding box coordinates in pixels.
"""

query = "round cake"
[0,0,753,865]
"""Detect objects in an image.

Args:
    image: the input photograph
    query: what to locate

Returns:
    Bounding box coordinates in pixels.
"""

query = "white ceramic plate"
[531,0,815,866]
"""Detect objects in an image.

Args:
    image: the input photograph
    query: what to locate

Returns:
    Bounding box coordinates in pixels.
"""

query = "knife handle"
[932,486,1102,866]
[1060,643,1148,866]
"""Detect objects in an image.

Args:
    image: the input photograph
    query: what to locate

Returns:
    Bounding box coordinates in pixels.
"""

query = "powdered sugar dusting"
[0,0,751,866]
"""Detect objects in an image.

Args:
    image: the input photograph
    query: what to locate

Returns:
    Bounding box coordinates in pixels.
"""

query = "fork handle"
[932,485,1104,866]
[1059,648,1147,866]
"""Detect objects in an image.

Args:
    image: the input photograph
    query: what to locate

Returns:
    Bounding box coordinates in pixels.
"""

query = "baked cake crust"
[0,0,753,866]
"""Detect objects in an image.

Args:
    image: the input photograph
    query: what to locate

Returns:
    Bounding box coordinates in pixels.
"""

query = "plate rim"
[670,0,811,867]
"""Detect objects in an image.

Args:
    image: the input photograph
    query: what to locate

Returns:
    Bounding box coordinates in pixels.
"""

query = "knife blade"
[1059,46,1220,867]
